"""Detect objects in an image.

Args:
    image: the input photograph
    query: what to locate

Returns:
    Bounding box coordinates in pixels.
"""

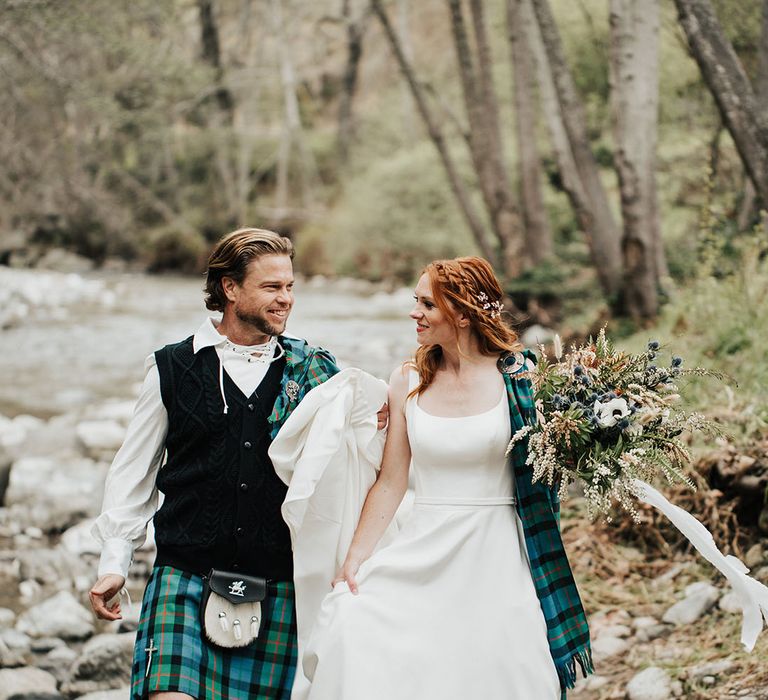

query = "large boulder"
[16,590,94,640]
[61,633,134,696]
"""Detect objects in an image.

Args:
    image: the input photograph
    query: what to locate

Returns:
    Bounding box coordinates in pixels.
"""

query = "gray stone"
[595,623,632,638]
[632,616,660,630]
[573,674,610,694]
[687,659,734,680]
[0,668,58,700]
[36,644,78,684]
[663,584,719,625]
[17,547,90,585]
[75,421,125,459]
[29,637,64,653]
[719,591,742,613]
[77,689,130,700]
[592,635,630,661]
[0,638,24,668]
[60,519,101,557]
[636,624,670,643]
[745,544,764,569]
[61,633,134,696]
[0,630,31,653]
[0,609,16,629]
[626,666,673,700]
[16,590,94,640]
[5,457,107,531]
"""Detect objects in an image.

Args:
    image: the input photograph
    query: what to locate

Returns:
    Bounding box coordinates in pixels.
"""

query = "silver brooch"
[285,380,300,401]
[497,352,526,375]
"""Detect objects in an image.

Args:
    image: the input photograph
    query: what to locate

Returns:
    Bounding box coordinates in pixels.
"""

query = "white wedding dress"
[302,372,560,700]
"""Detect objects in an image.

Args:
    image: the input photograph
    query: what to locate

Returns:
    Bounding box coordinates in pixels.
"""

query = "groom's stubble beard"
[235,307,289,338]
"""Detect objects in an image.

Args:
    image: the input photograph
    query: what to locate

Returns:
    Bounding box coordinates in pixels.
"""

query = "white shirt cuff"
[98,538,134,579]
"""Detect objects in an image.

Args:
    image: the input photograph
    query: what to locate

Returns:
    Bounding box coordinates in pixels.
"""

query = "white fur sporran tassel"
[250,615,260,637]
[218,611,229,632]
[232,619,242,640]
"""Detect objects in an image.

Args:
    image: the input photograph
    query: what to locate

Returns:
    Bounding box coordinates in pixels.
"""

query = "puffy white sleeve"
[91,355,168,578]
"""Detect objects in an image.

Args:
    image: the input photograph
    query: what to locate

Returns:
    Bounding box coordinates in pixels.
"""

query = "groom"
[88,227,384,699]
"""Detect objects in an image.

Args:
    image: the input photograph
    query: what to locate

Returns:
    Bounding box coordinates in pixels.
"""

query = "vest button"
[240,482,249,491]
[243,441,252,449]
[247,404,255,412]
[236,527,244,536]
[231,563,240,570]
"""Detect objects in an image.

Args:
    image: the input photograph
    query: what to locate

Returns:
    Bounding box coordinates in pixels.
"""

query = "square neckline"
[414,386,506,419]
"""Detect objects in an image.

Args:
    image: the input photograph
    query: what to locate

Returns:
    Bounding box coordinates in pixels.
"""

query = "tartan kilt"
[131,566,297,700]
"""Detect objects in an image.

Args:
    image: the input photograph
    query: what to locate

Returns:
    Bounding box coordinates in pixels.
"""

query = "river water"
[0,272,417,418]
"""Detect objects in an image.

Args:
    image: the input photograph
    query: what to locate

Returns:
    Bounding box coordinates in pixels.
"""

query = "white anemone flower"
[593,397,631,428]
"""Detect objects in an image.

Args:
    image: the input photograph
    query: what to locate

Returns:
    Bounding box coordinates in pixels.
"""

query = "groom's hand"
[376,402,389,430]
[89,574,126,620]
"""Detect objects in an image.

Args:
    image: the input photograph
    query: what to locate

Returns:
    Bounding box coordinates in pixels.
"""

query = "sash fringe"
[555,646,594,694]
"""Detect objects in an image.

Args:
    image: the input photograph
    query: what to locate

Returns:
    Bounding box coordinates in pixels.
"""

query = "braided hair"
[409,256,522,397]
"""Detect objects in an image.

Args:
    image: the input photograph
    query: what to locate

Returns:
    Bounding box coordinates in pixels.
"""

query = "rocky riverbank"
[0,394,151,698]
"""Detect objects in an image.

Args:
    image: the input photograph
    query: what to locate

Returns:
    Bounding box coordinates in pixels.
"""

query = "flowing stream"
[0,271,418,418]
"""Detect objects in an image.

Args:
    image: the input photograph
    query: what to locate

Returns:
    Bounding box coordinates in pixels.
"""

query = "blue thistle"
[671,356,683,367]
[648,340,660,351]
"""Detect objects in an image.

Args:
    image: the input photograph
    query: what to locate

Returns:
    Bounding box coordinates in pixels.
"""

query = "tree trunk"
[196,0,234,121]
[522,0,586,221]
[371,0,499,266]
[467,0,525,274]
[337,0,371,163]
[446,0,523,276]
[674,0,768,206]
[271,0,319,215]
[610,0,664,322]
[506,0,553,264]
[738,0,768,231]
[530,0,622,297]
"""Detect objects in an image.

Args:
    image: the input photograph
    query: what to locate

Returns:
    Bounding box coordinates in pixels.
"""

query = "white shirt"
[91,317,280,578]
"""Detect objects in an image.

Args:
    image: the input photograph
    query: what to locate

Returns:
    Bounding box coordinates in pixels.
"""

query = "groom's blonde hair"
[204,228,294,312]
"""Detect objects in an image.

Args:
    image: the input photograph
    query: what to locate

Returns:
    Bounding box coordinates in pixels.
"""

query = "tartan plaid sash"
[504,350,593,695]
[269,337,340,439]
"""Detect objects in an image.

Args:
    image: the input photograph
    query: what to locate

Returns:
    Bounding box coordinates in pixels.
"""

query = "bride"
[302,257,592,699]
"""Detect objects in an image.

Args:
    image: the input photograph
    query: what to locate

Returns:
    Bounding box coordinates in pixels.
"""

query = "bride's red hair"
[409,256,522,396]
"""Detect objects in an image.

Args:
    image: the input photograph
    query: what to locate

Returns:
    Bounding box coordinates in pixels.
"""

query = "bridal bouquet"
[508,329,726,520]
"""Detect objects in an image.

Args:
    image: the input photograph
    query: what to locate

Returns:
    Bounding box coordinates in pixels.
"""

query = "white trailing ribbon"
[633,479,768,651]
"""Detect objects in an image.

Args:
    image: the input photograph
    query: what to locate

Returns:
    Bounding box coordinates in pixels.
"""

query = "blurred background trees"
[0,0,766,324]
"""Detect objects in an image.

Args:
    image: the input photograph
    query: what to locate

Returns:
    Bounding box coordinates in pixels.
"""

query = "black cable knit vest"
[153,336,293,580]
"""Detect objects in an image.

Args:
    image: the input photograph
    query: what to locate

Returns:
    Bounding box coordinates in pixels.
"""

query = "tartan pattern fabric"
[131,566,298,700]
[269,337,340,439]
[504,350,593,697]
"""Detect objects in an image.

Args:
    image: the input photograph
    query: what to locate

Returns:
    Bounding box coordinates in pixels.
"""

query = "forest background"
[1,0,768,697]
